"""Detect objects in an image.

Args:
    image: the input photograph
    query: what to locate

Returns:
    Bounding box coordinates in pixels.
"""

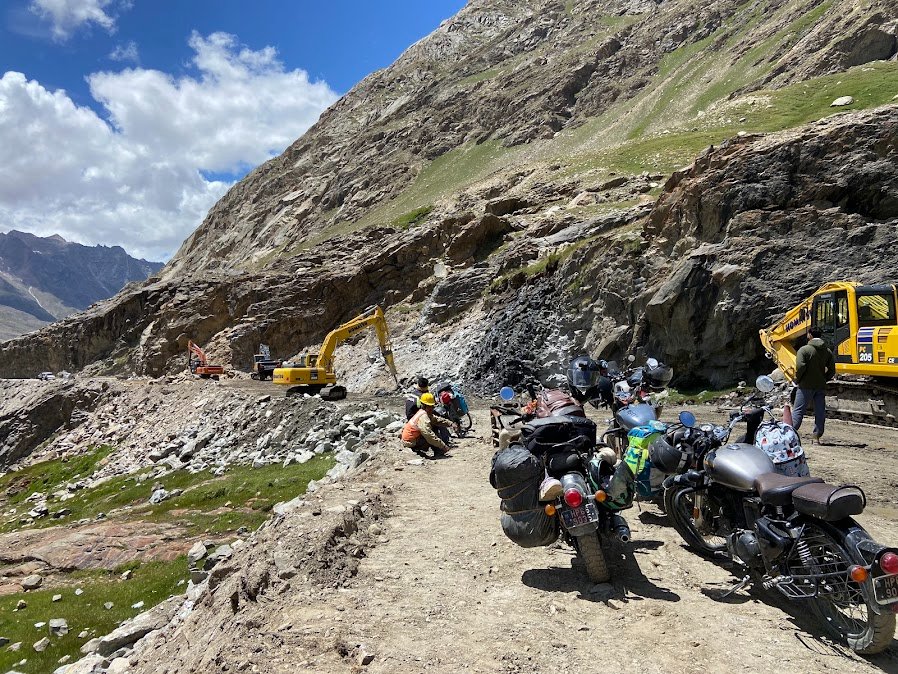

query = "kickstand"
[719,574,751,599]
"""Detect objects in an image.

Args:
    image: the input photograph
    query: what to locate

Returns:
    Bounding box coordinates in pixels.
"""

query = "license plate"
[560,502,599,528]
[873,574,898,605]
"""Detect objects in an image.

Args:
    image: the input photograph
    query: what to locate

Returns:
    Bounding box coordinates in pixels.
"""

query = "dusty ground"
[130,400,898,674]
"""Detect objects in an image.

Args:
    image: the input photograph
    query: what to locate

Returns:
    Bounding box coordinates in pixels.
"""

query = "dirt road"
[132,403,898,673]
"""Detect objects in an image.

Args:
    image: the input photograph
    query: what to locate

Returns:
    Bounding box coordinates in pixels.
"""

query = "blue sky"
[0,0,467,260]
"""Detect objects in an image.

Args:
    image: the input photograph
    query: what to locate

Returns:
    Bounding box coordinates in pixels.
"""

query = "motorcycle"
[434,381,473,436]
[595,356,673,458]
[490,385,636,583]
[653,375,898,655]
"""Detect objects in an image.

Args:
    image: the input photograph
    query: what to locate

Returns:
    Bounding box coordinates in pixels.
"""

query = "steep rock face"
[0,379,109,467]
[162,0,896,279]
[465,106,898,390]
[639,106,898,385]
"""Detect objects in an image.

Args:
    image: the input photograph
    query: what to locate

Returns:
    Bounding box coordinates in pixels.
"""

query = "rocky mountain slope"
[0,231,163,341]
[0,0,896,390]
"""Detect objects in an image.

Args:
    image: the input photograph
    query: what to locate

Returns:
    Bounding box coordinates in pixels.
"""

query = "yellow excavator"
[759,281,898,425]
[272,305,399,400]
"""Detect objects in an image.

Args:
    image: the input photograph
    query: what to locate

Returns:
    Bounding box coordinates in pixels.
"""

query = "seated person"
[401,393,454,458]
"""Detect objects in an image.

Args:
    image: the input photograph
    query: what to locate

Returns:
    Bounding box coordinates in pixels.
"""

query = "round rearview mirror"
[646,357,659,368]
[679,411,697,428]
[755,375,775,394]
[499,386,515,401]
[627,354,636,363]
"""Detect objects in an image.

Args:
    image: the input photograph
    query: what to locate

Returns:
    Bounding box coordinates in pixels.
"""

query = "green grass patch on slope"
[392,205,433,229]
[0,445,115,508]
[0,558,186,674]
[1,455,334,535]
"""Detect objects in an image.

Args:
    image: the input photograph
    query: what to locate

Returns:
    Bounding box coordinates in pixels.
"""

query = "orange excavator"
[187,340,225,380]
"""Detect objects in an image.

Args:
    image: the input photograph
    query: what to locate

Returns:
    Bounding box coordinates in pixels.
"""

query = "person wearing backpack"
[792,328,836,442]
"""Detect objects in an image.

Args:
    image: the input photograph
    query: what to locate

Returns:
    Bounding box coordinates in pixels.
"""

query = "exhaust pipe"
[611,514,631,543]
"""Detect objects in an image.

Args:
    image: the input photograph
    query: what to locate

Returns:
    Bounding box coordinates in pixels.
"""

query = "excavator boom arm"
[317,306,399,383]
[187,340,207,366]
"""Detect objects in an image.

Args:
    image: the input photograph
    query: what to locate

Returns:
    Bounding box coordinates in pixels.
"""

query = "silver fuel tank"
[704,442,775,491]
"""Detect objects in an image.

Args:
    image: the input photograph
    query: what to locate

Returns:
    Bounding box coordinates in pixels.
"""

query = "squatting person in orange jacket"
[401,392,455,458]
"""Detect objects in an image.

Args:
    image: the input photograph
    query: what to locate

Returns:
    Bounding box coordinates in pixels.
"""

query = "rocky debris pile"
[56,595,184,674]
[53,434,397,674]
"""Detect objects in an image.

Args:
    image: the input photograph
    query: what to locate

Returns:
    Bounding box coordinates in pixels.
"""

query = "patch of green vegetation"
[0,557,186,674]
[392,205,433,229]
[357,140,526,229]
[714,61,898,132]
[490,235,600,292]
[457,67,500,86]
[666,386,741,405]
[1,455,334,535]
[0,445,115,508]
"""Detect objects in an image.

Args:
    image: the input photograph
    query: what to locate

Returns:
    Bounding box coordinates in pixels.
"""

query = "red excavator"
[187,340,225,380]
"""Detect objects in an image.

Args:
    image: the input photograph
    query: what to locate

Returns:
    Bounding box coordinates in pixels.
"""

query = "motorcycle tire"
[791,524,896,655]
[459,413,473,433]
[574,531,610,583]
[664,485,727,558]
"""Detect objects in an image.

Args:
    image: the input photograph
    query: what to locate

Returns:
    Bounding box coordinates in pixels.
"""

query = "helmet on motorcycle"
[567,355,603,391]
[644,361,673,390]
[439,391,453,405]
[756,423,804,465]
[648,435,691,474]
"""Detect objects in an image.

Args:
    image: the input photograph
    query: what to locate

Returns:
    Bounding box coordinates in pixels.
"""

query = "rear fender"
[812,518,889,614]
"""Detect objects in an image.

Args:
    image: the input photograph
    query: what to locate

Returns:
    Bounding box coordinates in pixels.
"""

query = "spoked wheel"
[790,524,896,655]
[664,486,727,557]
[574,531,610,583]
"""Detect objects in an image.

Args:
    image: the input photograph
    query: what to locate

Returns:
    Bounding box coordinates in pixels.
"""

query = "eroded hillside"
[0,0,896,392]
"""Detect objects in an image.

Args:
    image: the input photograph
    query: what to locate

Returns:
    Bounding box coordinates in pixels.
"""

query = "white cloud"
[0,33,338,261]
[29,0,126,40]
[109,40,138,62]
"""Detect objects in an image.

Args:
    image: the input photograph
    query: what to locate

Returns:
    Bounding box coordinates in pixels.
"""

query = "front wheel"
[793,524,896,655]
[664,485,727,557]
[574,531,610,583]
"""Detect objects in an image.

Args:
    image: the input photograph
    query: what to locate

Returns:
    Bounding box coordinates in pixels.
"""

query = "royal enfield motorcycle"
[654,376,898,655]
[490,385,635,583]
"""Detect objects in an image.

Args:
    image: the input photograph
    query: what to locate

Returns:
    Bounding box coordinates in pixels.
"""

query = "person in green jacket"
[792,328,837,442]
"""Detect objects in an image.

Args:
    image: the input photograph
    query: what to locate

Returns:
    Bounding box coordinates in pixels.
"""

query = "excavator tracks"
[822,378,898,428]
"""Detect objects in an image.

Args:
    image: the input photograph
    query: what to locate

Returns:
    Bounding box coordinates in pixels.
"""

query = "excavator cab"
[811,288,852,362]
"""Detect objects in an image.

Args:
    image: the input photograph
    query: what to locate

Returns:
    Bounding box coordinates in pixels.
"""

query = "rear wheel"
[791,524,896,655]
[575,531,610,583]
[664,485,727,557]
[458,413,473,434]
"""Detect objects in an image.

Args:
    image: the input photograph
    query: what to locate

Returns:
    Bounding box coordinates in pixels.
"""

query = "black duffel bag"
[490,444,558,548]
[521,415,596,456]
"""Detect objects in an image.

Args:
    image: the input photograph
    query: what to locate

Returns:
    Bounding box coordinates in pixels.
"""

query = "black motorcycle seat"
[754,473,823,506]
[791,482,866,521]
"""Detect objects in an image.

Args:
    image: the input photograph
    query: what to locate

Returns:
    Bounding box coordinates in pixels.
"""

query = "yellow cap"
[420,392,436,406]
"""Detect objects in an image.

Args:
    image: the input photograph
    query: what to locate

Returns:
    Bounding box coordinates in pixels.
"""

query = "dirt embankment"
[125,403,898,674]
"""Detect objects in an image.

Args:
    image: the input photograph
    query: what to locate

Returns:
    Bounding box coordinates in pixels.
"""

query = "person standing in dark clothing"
[792,328,836,442]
